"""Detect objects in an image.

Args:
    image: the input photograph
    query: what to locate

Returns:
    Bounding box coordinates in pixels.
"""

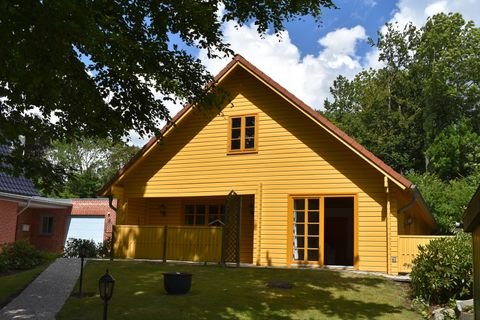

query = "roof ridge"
[99,54,412,195]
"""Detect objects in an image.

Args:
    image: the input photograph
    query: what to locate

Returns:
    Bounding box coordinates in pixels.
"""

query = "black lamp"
[99,269,115,320]
[78,243,87,296]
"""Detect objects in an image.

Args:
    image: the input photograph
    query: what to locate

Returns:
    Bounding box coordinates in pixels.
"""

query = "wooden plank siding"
[115,67,424,273]
[114,225,222,262]
[397,235,451,273]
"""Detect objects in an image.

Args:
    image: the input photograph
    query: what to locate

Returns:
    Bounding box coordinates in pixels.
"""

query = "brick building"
[0,150,116,252]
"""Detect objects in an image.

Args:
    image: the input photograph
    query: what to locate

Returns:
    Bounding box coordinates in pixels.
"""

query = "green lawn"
[0,263,51,308]
[57,261,419,320]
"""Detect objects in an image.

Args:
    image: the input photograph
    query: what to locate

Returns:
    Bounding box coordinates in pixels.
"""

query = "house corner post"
[163,225,168,263]
[110,225,115,261]
[385,176,392,274]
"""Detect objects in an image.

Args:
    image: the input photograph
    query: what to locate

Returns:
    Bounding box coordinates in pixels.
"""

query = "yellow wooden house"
[100,55,437,275]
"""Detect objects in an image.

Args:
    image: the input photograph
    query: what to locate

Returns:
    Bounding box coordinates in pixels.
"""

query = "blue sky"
[134,0,480,145]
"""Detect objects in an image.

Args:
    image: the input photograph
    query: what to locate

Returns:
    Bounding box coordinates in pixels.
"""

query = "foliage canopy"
[0,0,336,184]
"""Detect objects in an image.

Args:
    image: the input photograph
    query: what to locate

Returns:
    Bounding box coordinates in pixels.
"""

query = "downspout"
[108,196,118,212]
[15,196,33,243]
[397,185,418,214]
[17,197,33,216]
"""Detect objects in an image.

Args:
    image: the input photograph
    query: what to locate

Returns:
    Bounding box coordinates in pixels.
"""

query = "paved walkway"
[0,258,81,320]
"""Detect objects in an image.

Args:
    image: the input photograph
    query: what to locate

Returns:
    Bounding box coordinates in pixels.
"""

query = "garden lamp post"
[99,269,115,320]
[78,243,87,296]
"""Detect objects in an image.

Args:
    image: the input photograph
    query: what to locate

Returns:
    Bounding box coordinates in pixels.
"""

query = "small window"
[41,216,54,234]
[184,204,225,226]
[229,115,257,153]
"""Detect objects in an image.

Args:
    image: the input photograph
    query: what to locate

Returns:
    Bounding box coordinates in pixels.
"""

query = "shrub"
[0,241,48,272]
[97,237,112,258]
[63,238,112,258]
[410,233,473,305]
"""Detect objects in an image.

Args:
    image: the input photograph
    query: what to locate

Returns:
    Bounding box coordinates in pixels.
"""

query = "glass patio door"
[292,198,322,263]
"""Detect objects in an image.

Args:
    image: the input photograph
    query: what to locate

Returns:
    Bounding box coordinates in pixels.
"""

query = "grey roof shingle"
[0,145,39,197]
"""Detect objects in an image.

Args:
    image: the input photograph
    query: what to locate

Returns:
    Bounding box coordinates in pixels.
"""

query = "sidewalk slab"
[0,258,81,320]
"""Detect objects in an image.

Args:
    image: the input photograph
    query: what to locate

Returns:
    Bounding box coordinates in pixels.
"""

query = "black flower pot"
[163,272,192,294]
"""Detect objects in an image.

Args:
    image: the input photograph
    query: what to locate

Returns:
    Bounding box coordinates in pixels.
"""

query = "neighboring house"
[100,55,437,275]
[0,158,72,252]
[463,185,480,319]
[66,198,117,243]
[0,145,115,251]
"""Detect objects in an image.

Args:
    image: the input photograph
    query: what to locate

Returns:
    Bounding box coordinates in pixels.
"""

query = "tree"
[425,121,480,180]
[0,0,336,185]
[407,170,480,233]
[43,138,139,198]
[323,13,480,174]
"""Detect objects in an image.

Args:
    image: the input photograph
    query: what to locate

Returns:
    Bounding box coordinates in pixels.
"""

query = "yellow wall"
[116,66,429,273]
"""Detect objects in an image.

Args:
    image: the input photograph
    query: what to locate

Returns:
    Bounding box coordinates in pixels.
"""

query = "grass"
[0,262,52,308]
[57,260,419,319]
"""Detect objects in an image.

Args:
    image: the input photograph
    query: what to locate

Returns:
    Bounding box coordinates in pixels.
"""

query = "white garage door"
[66,216,105,244]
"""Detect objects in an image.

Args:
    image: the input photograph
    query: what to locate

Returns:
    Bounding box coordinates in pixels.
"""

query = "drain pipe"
[397,185,418,214]
[108,196,118,212]
[17,197,33,216]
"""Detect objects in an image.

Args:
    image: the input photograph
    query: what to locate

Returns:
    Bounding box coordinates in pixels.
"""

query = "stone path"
[0,258,81,320]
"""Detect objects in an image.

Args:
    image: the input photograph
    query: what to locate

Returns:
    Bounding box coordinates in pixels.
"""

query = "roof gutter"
[397,185,437,230]
[0,191,72,208]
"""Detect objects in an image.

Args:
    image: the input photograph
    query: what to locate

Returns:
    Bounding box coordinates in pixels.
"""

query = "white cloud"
[363,0,378,8]
[199,22,367,110]
[365,0,480,69]
[389,0,480,29]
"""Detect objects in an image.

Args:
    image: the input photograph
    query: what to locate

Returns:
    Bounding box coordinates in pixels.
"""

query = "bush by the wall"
[63,238,111,258]
[410,232,473,305]
[0,241,48,273]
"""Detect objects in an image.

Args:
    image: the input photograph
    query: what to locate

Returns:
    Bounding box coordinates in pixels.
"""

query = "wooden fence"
[113,225,223,262]
[398,235,452,273]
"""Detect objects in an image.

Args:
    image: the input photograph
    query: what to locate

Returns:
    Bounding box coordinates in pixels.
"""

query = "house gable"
[100,55,414,196]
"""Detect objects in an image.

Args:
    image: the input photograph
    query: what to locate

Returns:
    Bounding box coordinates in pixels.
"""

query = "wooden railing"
[398,235,452,273]
[113,225,223,262]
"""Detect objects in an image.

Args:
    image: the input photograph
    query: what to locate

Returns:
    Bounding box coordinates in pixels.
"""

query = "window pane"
[196,205,206,215]
[245,136,255,149]
[232,117,241,128]
[196,215,205,225]
[185,215,194,225]
[245,127,255,137]
[209,205,218,215]
[308,224,319,236]
[42,217,53,234]
[294,199,305,210]
[231,139,241,150]
[245,116,255,127]
[308,199,319,210]
[294,211,304,223]
[308,237,319,249]
[294,224,304,236]
[308,211,319,223]
[307,249,319,261]
[295,236,305,248]
[231,128,241,139]
[185,205,195,215]
[297,250,304,261]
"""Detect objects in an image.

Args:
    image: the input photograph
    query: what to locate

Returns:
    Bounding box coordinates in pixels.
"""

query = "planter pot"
[163,272,192,294]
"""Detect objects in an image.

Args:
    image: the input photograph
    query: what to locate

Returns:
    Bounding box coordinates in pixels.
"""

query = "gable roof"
[100,54,415,196]
[0,145,39,197]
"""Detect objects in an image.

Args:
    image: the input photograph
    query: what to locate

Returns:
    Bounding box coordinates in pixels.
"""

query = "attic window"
[228,115,257,153]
